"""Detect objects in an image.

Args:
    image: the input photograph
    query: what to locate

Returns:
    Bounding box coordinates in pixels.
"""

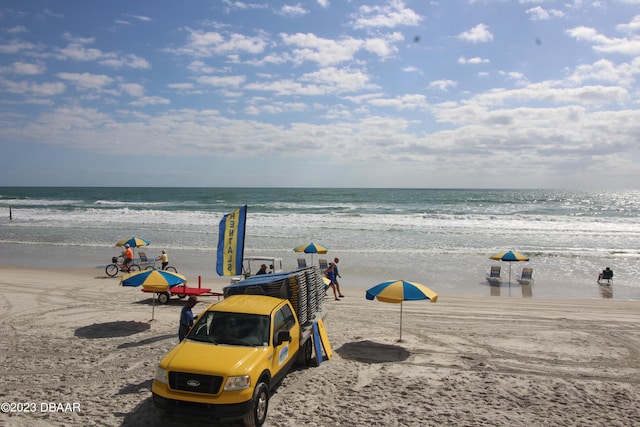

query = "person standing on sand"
[178,296,198,342]
[325,263,340,300]
[333,257,344,298]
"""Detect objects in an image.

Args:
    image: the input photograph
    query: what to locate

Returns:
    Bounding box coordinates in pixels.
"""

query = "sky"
[1,0,640,189]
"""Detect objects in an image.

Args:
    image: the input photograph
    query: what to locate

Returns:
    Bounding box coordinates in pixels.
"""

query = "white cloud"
[351,0,423,29]
[0,78,66,96]
[129,96,170,107]
[245,67,376,96]
[56,43,104,61]
[180,29,269,57]
[526,6,564,21]
[457,24,494,43]
[616,15,640,34]
[120,83,145,97]
[429,80,457,91]
[567,58,640,87]
[9,61,46,75]
[458,56,489,65]
[0,39,38,54]
[57,72,114,90]
[280,33,363,65]
[124,14,152,22]
[6,25,27,34]
[197,75,246,87]
[277,4,308,17]
[368,93,427,110]
[567,25,640,55]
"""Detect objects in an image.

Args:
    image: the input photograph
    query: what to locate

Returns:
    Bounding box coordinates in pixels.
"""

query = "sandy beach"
[1,266,639,426]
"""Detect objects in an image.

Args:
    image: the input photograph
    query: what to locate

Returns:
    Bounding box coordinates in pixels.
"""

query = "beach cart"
[142,276,223,304]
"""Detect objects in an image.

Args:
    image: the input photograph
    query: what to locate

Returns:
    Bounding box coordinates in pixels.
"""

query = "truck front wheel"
[243,381,269,427]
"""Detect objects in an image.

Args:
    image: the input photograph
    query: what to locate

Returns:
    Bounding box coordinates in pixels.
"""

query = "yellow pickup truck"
[152,267,323,427]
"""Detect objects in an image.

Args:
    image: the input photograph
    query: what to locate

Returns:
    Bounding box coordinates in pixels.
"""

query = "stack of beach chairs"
[223,266,324,326]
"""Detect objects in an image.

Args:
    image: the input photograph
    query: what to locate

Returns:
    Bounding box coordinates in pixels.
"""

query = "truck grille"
[169,371,223,395]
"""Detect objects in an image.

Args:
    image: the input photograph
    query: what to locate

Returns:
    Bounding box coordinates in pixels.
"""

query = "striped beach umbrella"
[120,269,187,320]
[293,242,329,264]
[366,280,438,342]
[489,250,529,284]
[115,236,150,248]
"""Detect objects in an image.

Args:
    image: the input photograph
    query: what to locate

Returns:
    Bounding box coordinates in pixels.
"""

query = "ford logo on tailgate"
[186,379,201,387]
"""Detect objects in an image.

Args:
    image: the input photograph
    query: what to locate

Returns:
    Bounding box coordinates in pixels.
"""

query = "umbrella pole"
[151,292,156,321]
[399,302,403,342]
[508,262,512,296]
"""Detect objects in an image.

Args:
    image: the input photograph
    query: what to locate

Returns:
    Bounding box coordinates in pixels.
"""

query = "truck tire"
[298,338,313,366]
[243,381,269,427]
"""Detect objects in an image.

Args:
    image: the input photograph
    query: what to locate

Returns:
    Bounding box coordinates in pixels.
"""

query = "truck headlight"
[155,367,168,384]
[224,375,251,390]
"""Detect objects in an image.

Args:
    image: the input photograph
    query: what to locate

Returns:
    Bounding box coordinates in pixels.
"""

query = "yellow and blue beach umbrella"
[120,269,187,320]
[293,242,329,254]
[120,269,186,291]
[115,236,150,248]
[293,242,329,264]
[489,250,529,284]
[366,280,438,341]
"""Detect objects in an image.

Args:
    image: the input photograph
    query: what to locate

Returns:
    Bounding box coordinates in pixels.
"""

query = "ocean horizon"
[1,186,639,300]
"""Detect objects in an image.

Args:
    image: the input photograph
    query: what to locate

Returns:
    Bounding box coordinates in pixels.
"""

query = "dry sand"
[1,266,639,426]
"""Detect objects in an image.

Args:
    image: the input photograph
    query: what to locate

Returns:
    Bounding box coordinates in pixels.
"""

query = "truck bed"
[223,266,325,326]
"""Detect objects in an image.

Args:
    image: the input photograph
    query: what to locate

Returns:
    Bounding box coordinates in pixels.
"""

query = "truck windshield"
[189,311,270,347]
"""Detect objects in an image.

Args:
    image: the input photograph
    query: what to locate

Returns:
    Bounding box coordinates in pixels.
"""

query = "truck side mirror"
[275,330,291,346]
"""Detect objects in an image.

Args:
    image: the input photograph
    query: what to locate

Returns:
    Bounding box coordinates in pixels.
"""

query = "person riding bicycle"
[157,249,169,270]
[122,244,134,271]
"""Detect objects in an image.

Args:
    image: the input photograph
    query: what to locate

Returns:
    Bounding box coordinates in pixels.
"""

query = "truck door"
[271,304,298,374]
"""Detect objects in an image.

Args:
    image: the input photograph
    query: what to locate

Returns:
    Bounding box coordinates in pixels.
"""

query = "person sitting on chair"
[598,267,613,282]
[256,264,268,275]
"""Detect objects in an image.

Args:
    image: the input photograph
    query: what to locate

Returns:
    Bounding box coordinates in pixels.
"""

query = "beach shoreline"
[1,265,639,426]
[2,241,637,301]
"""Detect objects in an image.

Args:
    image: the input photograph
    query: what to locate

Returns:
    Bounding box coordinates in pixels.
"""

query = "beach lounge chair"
[517,267,534,284]
[297,258,307,268]
[486,266,501,282]
[138,252,148,262]
[318,259,328,271]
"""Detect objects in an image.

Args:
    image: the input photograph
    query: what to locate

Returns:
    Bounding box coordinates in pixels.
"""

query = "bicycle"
[105,256,141,277]
[145,259,178,273]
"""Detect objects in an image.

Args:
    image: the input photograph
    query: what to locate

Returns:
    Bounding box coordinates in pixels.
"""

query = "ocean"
[1,187,639,300]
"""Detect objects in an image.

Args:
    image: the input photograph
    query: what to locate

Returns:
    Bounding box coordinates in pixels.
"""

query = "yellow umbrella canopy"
[115,237,150,248]
[365,280,438,341]
[120,269,186,290]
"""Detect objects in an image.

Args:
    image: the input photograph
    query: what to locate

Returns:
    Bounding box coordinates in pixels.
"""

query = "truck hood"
[161,340,267,376]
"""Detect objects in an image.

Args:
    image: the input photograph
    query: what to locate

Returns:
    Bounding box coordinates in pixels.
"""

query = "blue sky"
[1,0,639,189]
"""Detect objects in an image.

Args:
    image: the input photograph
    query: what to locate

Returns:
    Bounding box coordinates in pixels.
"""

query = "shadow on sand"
[336,340,410,363]
[74,320,150,339]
